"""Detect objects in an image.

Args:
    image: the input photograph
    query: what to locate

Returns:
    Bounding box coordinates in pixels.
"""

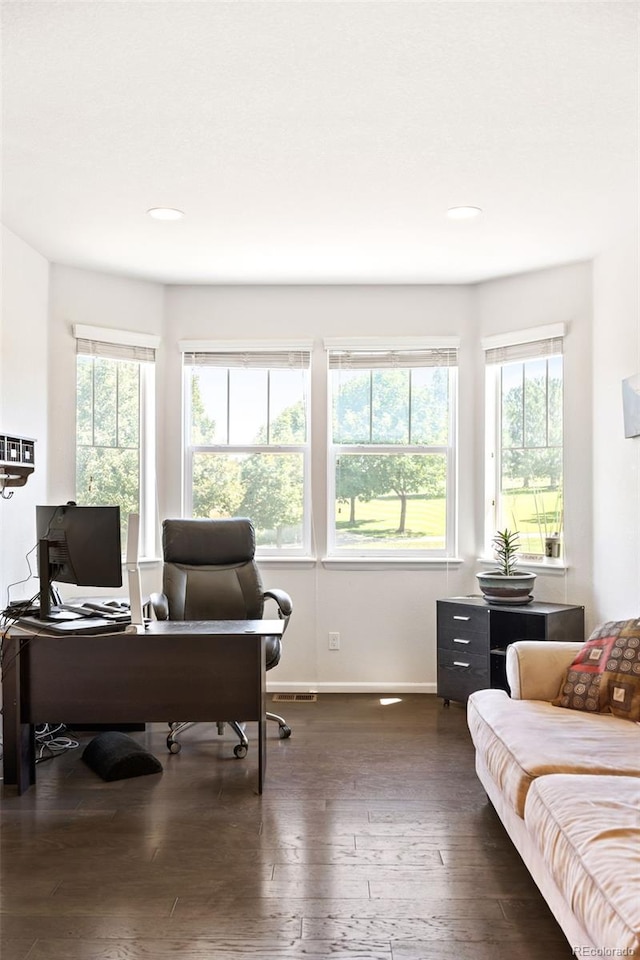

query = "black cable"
[34,723,79,763]
[0,619,42,674]
[4,541,39,608]
[4,505,66,610]
[2,590,41,622]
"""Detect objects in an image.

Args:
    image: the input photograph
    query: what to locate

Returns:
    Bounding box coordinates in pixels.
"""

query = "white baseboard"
[266,680,437,695]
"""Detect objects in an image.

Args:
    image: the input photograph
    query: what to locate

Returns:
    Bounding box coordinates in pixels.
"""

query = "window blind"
[482,324,565,365]
[484,337,563,365]
[184,349,311,370]
[76,338,156,363]
[328,348,458,370]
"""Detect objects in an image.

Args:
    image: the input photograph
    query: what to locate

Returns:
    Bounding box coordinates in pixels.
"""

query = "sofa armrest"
[506,640,583,701]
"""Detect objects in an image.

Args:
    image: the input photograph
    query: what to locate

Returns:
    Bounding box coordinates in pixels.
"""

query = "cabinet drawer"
[437,649,489,702]
[437,603,489,636]
[437,629,487,656]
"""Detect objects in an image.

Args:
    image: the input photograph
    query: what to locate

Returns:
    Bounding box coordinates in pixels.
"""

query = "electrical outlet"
[328,631,340,650]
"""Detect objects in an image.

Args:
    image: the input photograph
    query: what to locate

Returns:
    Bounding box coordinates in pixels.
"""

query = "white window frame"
[482,324,565,561]
[325,337,459,559]
[73,324,158,562]
[180,340,313,558]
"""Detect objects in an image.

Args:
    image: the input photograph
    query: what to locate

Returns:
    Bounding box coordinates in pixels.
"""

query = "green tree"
[270,400,306,444]
[191,454,243,519]
[189,372,243,518]
[190,371,215,444]
[239,401,305,545]
[501,368,562,490]
[332,368,450,532]
[239,453,303,546]
[76,357,140,547]
[335,455,381,524]
[377,454,446,534]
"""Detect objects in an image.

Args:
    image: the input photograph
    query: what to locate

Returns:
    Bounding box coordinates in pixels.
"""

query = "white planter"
[476,570,536,605]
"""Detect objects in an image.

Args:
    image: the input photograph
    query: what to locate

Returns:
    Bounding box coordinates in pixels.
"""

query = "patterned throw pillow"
[554,618,640,721]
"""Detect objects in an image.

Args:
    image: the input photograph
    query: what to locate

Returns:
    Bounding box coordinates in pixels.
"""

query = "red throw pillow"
[554,618,640,721]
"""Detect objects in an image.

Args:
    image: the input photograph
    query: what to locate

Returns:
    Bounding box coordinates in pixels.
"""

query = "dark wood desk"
[1,619,284,795]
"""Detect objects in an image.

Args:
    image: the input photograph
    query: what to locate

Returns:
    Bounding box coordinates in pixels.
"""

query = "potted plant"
[476,528,536,604]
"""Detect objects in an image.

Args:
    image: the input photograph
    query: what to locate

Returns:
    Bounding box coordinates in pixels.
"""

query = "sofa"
[467,638,640,956]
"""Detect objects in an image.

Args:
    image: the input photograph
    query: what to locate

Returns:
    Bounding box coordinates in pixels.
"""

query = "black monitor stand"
[37,538,63,620]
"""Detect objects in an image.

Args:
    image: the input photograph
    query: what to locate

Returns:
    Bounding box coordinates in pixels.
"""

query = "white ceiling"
[2,1,638,286]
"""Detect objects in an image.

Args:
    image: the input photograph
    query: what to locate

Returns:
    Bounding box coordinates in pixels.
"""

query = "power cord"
[2,592,41,622]
[34,723,79,764]
[4,541,39,609]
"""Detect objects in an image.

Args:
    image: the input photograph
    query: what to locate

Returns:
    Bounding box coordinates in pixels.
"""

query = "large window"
[75,327,157,559]
[182,344,312,555]
[484,327,564,558]
[327,340,458,556]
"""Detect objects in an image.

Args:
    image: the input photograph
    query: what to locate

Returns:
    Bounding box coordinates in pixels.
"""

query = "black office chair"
[150,517,293,757]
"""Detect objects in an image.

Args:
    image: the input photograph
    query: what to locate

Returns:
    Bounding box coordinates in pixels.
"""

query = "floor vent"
[272,693,318,702]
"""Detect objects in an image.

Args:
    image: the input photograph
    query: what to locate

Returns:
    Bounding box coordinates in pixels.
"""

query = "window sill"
[257,556,317,568]
[322,556,463,570]
[477,556,568,574]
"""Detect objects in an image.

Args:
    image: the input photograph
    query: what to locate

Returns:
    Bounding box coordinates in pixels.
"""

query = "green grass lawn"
[335,488,562,552]
[501,487,563,554]
[336,494,446,549]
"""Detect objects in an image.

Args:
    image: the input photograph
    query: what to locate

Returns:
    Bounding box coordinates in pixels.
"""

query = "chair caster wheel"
[278,724,291,739]
[167,738,181,754]
[234,743,248,759]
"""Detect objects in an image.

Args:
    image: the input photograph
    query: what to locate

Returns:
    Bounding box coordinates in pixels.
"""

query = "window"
[483,326,564,558]
[182,343,312,555]
[327,340,458,556]
[75,326,158,559]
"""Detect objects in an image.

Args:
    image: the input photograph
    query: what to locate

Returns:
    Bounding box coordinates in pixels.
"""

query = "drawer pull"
[453,615,470,621]
[453,660,470,668]
[453,638,470,644]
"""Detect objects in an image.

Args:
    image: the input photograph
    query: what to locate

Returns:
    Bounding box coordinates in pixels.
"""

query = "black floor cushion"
[82,731,163,781]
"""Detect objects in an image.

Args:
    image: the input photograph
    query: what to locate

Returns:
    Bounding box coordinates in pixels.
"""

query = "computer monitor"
[36,503,123,619]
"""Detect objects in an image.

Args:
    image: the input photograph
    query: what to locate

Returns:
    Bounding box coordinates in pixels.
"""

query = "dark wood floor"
[0,694,573,959]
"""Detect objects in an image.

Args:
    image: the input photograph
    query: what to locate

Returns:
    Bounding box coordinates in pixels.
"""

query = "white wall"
[163,284,476,690]
[48,264,165,597]
[0,226,49,607]
[48,264,165,504]
[4,248,628,688]
[474,261,595,629]
[592,232,640,620]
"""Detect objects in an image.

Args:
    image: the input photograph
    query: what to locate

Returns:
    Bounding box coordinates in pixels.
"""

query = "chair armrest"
[149,592,169,621]
[506,640,584,701]
[263,588,293,633]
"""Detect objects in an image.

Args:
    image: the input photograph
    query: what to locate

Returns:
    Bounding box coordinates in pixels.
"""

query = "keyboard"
[59,602,131,623]
[16,615,131,635]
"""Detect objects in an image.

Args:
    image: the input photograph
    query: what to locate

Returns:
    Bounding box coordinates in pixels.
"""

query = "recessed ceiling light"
[147,207,184,221]
[447,205,483,220]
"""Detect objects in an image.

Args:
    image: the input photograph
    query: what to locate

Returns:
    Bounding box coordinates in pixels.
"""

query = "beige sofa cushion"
[506,640,583,701]
[525,774,640,956]
[467,689,640,817]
